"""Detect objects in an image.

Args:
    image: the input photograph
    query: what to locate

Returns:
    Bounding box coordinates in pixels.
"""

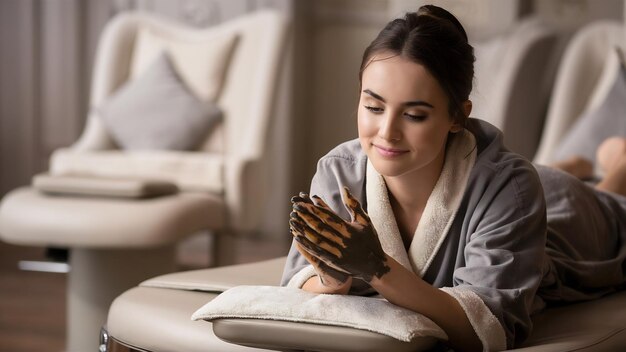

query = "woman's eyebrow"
[405,100,434,108]
[363,89,386,102]
[362,89,434,108]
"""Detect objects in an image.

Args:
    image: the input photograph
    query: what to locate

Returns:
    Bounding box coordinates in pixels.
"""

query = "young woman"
[281,5,626,351]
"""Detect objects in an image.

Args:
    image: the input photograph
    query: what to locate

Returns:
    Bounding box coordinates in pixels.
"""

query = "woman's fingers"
[341,187,370,225]
[292,197,348,235]
[295,242,317,262]
[311,195,331,209]
[290,221,339,259]
[295,242,350,277]
[290,219,342,258]
[292,230,347,272]
[290,212,345,249]
[295,243,350,286]
[291,204,349,245]
[292,192,350,234]
[295,239,351,276]
[291,192,315,205]
[295,241,325,266]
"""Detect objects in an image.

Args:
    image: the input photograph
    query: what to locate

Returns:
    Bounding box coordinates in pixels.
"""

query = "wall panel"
[0,0,40,195]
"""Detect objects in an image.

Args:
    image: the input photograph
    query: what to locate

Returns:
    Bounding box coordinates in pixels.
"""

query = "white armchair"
[533,20,625,165]
[471,16,558,160]
[0,10,289,352]
[53,9,288,235]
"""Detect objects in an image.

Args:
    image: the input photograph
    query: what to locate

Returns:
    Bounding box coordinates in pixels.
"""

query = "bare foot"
[597,137,626,174]
[596,154,626,197]
[550,156,594,180]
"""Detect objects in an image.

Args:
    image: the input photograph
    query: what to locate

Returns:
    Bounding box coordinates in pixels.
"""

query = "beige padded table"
[107,257,626,351]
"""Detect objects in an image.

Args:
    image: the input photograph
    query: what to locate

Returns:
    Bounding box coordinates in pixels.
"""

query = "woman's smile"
[373,144,409,158]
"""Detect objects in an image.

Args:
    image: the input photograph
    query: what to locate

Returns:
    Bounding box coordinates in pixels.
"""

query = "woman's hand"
[290,193,352,293]
[294,242,352,292]
[290,188,390,283]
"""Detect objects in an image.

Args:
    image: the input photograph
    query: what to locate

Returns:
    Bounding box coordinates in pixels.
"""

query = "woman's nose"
[377,113,401,141]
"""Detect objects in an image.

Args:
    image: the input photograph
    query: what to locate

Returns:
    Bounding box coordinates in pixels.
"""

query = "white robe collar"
[366,129,477,277]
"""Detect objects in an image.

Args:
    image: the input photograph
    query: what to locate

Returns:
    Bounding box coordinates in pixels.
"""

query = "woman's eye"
[405,113,427,122]
[364,106,384,113]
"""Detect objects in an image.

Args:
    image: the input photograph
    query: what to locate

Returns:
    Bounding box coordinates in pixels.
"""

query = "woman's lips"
[373,144,409,157]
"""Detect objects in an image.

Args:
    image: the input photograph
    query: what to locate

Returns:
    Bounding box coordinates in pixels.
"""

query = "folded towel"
[192,285,447,343]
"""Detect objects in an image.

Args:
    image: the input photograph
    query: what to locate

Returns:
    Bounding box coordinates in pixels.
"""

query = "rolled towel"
[192,285,447,343]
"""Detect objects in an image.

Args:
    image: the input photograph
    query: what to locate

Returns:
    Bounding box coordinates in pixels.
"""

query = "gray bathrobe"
[281,118,626,350]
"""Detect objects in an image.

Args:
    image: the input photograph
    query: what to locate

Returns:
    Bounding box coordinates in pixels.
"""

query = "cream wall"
[291,1,386,189]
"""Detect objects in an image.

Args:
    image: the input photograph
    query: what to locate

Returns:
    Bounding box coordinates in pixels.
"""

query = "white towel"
[192,285,447,343]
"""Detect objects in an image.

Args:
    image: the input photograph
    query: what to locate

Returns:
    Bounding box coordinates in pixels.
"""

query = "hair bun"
[416,5,469,42]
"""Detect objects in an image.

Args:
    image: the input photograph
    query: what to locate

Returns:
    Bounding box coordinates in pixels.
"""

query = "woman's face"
[358,53,461,179]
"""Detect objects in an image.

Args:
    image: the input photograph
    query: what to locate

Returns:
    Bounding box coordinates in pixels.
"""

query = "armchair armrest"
[223,153,268,231]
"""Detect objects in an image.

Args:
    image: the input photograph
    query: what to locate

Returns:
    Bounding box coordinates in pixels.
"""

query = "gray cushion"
[99,52,222,151]
[552,55,626,164]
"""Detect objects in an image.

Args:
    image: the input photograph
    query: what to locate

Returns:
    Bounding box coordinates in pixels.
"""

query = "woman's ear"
[450,100,472,133]
[462,100,472,117]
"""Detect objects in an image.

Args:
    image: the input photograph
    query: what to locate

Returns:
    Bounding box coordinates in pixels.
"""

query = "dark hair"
[359,5,475,123]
